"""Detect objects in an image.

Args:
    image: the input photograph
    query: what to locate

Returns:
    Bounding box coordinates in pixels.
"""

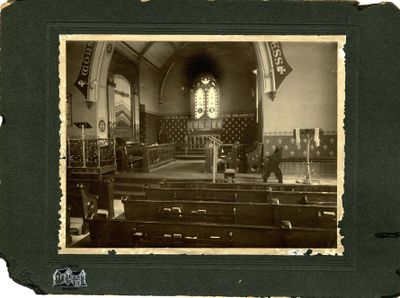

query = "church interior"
[64,39,339,249]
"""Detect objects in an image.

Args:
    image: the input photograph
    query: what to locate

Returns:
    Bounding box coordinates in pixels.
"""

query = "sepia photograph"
[59,35,345,254]
[3,0,400,295]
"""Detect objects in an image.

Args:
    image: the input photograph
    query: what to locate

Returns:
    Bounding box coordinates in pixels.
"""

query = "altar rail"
[143,143,175,172]
[67,138,116,177]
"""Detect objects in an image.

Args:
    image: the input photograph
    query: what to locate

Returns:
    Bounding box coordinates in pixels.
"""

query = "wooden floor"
[114,160,337,184]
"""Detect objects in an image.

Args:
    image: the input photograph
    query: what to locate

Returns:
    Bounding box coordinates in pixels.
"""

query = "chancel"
[63,38,340,249]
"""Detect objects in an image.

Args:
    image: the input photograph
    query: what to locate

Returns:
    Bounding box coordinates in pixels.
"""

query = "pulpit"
[205,136,223,182]
[68,122,117,179]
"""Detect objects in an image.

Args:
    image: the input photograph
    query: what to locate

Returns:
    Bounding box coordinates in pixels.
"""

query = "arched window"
[194,88,206,119]
[193,75,219,119]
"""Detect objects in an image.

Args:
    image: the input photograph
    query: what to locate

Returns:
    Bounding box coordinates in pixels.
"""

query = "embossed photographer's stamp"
[52,267,87,289]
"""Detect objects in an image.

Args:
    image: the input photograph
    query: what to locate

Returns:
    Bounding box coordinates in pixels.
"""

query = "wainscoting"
[139,105,161,145]
[160,113,256,144]
[263,132,338,179]
[263,133,337,160]
[280,160,337,178]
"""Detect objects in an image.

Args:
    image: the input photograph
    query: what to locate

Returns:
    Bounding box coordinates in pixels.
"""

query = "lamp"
[293,128,323,184]
[269,91,276,100]
[73,122,92,168]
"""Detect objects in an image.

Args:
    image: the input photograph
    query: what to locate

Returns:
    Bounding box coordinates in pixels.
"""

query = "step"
[114,190,145,199]
[114,182,147,192]
[113,176,212,185]
[175,155,205,160]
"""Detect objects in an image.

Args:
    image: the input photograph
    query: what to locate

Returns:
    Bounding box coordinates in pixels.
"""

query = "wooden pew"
[124,142,145,171]
[67,178,115,219]
[78,181,337,249]
[122,197,337,228]
[83,187,337,248]
[144,187,337,204]
[268,191,337,205]
[160,181,337,193]
[67,183,100,234]
[86,217,337,248]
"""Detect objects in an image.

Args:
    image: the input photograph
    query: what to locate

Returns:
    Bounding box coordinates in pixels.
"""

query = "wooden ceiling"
[119,41,181,70]
[116,41,256,74]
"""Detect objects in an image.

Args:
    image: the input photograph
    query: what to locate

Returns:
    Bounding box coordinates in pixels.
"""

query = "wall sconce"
[84,79,99,108]
[268,91,276,100]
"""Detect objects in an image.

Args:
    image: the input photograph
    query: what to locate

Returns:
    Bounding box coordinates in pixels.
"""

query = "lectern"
[208,136,223,183]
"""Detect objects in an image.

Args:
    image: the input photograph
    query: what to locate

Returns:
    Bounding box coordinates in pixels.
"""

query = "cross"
[277,66,287,75]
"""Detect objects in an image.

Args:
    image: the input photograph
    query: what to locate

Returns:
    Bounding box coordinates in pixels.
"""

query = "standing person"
[262,147,283,183]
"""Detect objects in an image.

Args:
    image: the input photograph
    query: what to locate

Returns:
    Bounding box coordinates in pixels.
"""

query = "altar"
[186,118,223,150]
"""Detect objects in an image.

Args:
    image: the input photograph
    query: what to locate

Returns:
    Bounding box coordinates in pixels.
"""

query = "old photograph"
[59,35,345,254]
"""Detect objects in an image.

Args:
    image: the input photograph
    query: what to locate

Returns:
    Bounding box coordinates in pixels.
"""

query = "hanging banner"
[74,41,96,98]
[268,42,293,90]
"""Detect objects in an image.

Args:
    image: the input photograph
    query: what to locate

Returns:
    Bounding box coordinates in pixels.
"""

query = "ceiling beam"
[159,43,187,74]
[169,42,177,51]
[139,42,154,57]
[158,43,188,102]
[120,41,159,72]
[118,41,140,57]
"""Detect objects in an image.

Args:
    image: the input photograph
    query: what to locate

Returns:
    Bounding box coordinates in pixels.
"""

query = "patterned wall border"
[264,130,337,136]
[162,113,255,120]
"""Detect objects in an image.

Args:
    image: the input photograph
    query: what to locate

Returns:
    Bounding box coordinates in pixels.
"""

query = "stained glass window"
[207,86,218,119]
[194,88,206,119]
[193,75,219,119]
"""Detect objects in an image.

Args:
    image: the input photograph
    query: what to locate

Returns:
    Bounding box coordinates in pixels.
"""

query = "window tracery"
[193,75,219,119]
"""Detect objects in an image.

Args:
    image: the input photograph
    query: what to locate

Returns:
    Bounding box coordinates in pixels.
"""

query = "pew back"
[145,187,337,204]
[123,198,337,228]
[160,181,337,193]
[87,218,337,248]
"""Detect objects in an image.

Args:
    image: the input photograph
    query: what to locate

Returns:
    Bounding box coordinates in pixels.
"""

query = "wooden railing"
[68,138,116,173]
[143,143,175,172]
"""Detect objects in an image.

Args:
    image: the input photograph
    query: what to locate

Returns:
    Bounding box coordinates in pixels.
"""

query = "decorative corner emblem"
[52,267,87,288]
